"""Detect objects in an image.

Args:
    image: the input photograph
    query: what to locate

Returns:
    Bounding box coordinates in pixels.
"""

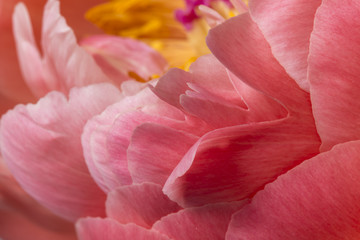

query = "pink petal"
[13,0,112,98]
[82,87,188,192]
[249,0,321,91]
[128,123,198,185]
[308,0,360,151]
[207,13,309,112]
[163,115,320,207]
[0,83,122,221]
[226,141,360,240]
[106,183,181,228]
[153,201,248,240]
[80,35,168,83]
[76,218,171,240]
[12,2,45,97]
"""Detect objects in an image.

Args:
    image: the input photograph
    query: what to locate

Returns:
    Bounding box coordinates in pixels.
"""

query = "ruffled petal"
[226,141,360,240]
[82,87,188,192]
[163,115,320,207]
[153,201,248,240]
[0,83,122,221]
[106,183,181,228]
[308,0,360,151]
[249,0,321,91]
[76,218,171,240]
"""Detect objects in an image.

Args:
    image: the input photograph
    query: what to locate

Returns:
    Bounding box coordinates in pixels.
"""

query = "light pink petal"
[82,87,186,192]
[106,183,181,228]
[12,3,46,97]
[13,0,112,98]
[0,0,38,106]
[153,201,248,240]
[81,35,168,83]
[226,141,360,240]
[207,13,309,112]
[164,115,320,207]
[308,0,360,151]
[128,123,198,185]
[249,0,321,91]
[197,5,225,28]
[0,83,122,221]
[76,218,171,240]
[188,55,246,108]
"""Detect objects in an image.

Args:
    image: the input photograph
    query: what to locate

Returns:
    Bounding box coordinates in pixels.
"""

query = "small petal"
[81,35,168,83]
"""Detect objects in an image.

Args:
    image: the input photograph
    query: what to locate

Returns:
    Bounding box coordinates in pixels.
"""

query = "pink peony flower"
[2,0,360,239]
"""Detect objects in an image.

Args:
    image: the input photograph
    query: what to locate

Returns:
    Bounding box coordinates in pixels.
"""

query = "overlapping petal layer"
[161,13,320,207]
[0,83,122,221]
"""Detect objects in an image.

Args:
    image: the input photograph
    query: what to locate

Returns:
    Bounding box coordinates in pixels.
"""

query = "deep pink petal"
[249,0,321,91]
[153,201,248,240]
[0,83,122,221]
[308,0,360,151]
[106,183,181,228]
[128,123,198,185]
[76,218,171,240]
[226,141,360,240]
[81,35,168,83]
[163,115,320,207]
[13,0,112,98]
[207,13,308,112]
